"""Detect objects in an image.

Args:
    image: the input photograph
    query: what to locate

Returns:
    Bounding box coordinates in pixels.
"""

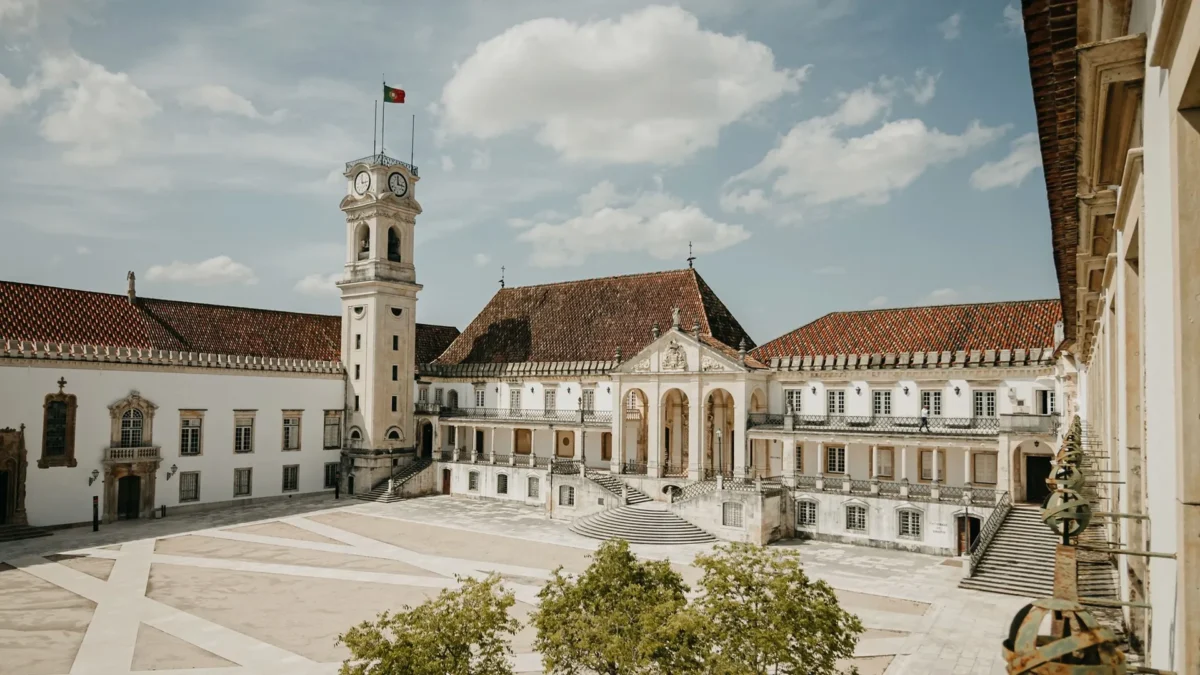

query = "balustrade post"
[842,478,851,493]
[815,476,824,491]
[870,477,880,495]
[716,475,724,491]
[900,477,909,498]
[453,447,460,462]
[509,454,516,466]
[962,487,972,505]
[931,480,940,501]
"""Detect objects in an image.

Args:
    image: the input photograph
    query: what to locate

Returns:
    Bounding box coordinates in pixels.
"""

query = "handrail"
[746,412,1000,436]
[440,406,613,426]
[675,479,716,504]
[550,458,581,475]
[969,491,1011,575]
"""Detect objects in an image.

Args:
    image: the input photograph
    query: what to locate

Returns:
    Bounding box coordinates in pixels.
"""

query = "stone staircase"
[960,504,1057,597]
[584,469,651,505]
[355,458,432,503]
[570,502,716,545]
[0,523,53,543]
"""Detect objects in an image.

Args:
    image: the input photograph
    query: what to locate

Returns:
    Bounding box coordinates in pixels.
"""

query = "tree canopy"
[336,573,519,675]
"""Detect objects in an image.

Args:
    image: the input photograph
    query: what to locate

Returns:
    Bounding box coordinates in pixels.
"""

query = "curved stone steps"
[570,503,716,545]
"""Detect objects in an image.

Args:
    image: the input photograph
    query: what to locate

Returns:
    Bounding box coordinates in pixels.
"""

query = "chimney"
[126,271,137,305]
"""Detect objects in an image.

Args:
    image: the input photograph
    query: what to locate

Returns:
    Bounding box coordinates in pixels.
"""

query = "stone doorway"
[117,476,141,520]
[956,515,981,556]
[420,422,433,458]
[0,427,28,526]
[1024,455,1052,503]
[102,460,159,523]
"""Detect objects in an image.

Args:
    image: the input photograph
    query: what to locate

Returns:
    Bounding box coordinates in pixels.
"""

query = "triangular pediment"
[613,328,745,375]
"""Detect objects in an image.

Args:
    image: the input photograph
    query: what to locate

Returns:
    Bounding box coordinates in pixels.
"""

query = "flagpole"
[410,114,415,167]
[381,75,386,156]
[372,100,378,157]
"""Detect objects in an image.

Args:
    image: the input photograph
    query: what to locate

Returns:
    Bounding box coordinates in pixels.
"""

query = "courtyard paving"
[0,495,1028,675]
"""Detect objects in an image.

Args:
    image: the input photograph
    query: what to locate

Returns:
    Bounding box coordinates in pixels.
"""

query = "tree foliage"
[691,543,864,674]
[529,539,698,675]
[336,573,519,675]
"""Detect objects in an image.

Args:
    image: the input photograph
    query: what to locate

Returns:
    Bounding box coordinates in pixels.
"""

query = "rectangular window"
[527,476,540,498]
[282,465,299,492]
[722,502,744,527]
[434,388,444,405]
[846,505,867,532]
[827,390,845,415]
[898,510,922,538]
[872,390,892,416]
[876,447,894,478]
[418,387,428,403]
[393,365,399,382]
[354,396,360,412]
[474,388,485,408]
[601,432,612,461]
[355,334,361,350]
[234,468,252,497]
[392,335,399,351]
[795,444,803,473]
[581,388,595,412]
[973,390,997,418]
[558,485,575,506]
[179,471,200,502]
[234,415,255,453]
[323,411,342,449]
[497,474,509,495]
[468,471,479,491]
[282,414,301,451]
[797,501,817,527]
[323,462,338,489]
[354,365,361,380]
[509,387,521,409]
[180,415,202,456]
[784,389,803,413]
[1036,390,1056,415]
[919,449,946,482]
[825,446,846,474]
[972,452,998,485]
[448,426,456,445]
[544,388,556,412]
[921,391,943,416]
[391,396,398,412]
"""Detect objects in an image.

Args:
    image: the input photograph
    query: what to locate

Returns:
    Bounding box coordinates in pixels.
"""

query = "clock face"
[388,172,408,198]
[353,171,371,195]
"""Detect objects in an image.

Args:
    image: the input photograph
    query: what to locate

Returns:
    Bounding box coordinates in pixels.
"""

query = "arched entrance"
[704,389,735,477]
[956,514,982,556]
[420,421,433,458]
[661,389,689,475]
[623,389,649,465]
[749,389,770,477]
[1012,439,1054,503]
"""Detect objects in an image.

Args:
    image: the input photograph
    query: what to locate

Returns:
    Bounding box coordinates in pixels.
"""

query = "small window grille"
[722,502,744,527]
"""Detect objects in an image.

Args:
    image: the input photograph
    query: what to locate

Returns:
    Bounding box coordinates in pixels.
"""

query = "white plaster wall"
[443,462,548,508]
[793,492,994,556]
[1,362,343,527]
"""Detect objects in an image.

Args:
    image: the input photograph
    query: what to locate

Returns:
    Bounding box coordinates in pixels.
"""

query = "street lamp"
[87,469,99,486]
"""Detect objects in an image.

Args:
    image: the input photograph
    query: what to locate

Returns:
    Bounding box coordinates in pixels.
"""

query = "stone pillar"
[901,445,909,480]
[963,447,971,486]
[574,428,582,462]
[611,393,624,474]
[871,444,879,478]
[647,384,662,478]
[783,439,797,478]
[733,394,748,478]
[687,386,701,481]
[817,441,825,475]
[933,447,941,483]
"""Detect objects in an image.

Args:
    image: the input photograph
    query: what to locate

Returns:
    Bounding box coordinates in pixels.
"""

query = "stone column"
[963,447,971,486]
[646,384,662,477]
[901,445,908,480]
[933,447,941,483]
[490,427,497,463]
[871,444,879,478]
[611,392,624,473]
[687,386,701,481]
[574,428,583,463]
[733,393,748,477]
[782,438,796,479]
[817,441,825,475]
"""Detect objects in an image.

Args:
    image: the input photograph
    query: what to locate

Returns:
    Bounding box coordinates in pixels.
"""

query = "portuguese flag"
[383,85,405,104]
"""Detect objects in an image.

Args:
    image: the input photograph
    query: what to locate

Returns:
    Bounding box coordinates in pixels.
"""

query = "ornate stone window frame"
[40,386,78,469]
[108,391,157,448]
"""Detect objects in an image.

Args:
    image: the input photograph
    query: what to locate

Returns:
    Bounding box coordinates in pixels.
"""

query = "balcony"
[438,406,613,427]
[998,413,1060,435]
[789,474,1003,507]
[103,446,161,463]
[746,413,999,437]
[344,153,419,176]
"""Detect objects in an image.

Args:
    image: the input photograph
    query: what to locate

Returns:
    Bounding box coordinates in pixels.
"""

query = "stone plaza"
[0,494,1029,675]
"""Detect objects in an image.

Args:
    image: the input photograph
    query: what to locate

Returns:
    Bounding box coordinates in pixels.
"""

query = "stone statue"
[672,307,681,328]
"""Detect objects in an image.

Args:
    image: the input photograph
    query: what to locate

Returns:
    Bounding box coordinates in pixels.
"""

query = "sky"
[0,0,1054,344]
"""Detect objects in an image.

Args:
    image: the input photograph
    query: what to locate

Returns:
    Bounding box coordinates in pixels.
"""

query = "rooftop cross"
[499,266,506,289]
[687,241,695,269]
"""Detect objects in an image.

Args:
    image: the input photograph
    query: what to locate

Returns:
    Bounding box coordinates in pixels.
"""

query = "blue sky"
[0,0,1053,343]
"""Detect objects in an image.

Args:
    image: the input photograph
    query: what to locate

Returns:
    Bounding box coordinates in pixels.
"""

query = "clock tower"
[338,153,422,478]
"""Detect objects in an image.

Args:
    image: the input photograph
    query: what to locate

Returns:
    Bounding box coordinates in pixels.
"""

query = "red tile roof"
[0,280,458,364]
[434,268,755,365]
[750,300,1062,361]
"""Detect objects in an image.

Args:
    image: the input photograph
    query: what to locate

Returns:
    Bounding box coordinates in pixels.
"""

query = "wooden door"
[117,475,141,520]
[441,469,451,495]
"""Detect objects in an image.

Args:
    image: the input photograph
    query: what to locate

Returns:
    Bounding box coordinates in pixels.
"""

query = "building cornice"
[763,347,1055,372]
[1,340,344,376]
[420,360,616,379]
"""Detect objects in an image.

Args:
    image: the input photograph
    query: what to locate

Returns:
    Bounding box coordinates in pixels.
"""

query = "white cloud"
[146,255,258,285]
[812,265,845,275]
[473,253,491,267]
[1003,3,1023,33]
[439,5,805,164]
[440,155,455,172]
[970,132,1042,190]
[938,13,962,40]
[293,272,341,296]
[0,72,40,118]
[0,0,42,33]
[867,295,888,308]
[924,288,962,304]
[517,181,750,267]
[470,149,491,171]
[180,84,276,120]
[724,77,1005,220]
[906,69,938,105]
[37,52,160,166]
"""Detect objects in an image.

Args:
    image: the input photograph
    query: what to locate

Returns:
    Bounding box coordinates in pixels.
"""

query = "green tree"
[530,539,697,674]
[336,573,519,675]
[691,543,863,675]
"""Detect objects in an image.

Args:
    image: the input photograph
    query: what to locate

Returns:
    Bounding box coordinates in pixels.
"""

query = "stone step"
[0,524,53,543]
[355,458,432,503]
[570,506,716,545]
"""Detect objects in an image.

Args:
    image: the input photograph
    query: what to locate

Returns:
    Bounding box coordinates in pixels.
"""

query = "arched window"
[121,409,143,448]
[387,429,401,440]
[897,509,922,539]
[527,476,540,498]
[387,227,401,262]
[722,502,744,527]
[40,383,78,468]
[350,428,362,440]
[497,474,509,495]
[448,390,459,409]
[797,500,818,528]
[356,224,370,260]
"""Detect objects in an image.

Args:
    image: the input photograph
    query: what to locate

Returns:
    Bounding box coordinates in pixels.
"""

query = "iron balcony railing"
[344,153,419,176]
[788,475,1007,507]
[621,460,648,476]
[415,402,441,415]
[747,413,1000,436]
[440,406,613,427]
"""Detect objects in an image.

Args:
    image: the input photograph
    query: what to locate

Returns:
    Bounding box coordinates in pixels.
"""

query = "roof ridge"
[687,268,714,336]
[498,268,692,292]
[827,298,1060,316]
